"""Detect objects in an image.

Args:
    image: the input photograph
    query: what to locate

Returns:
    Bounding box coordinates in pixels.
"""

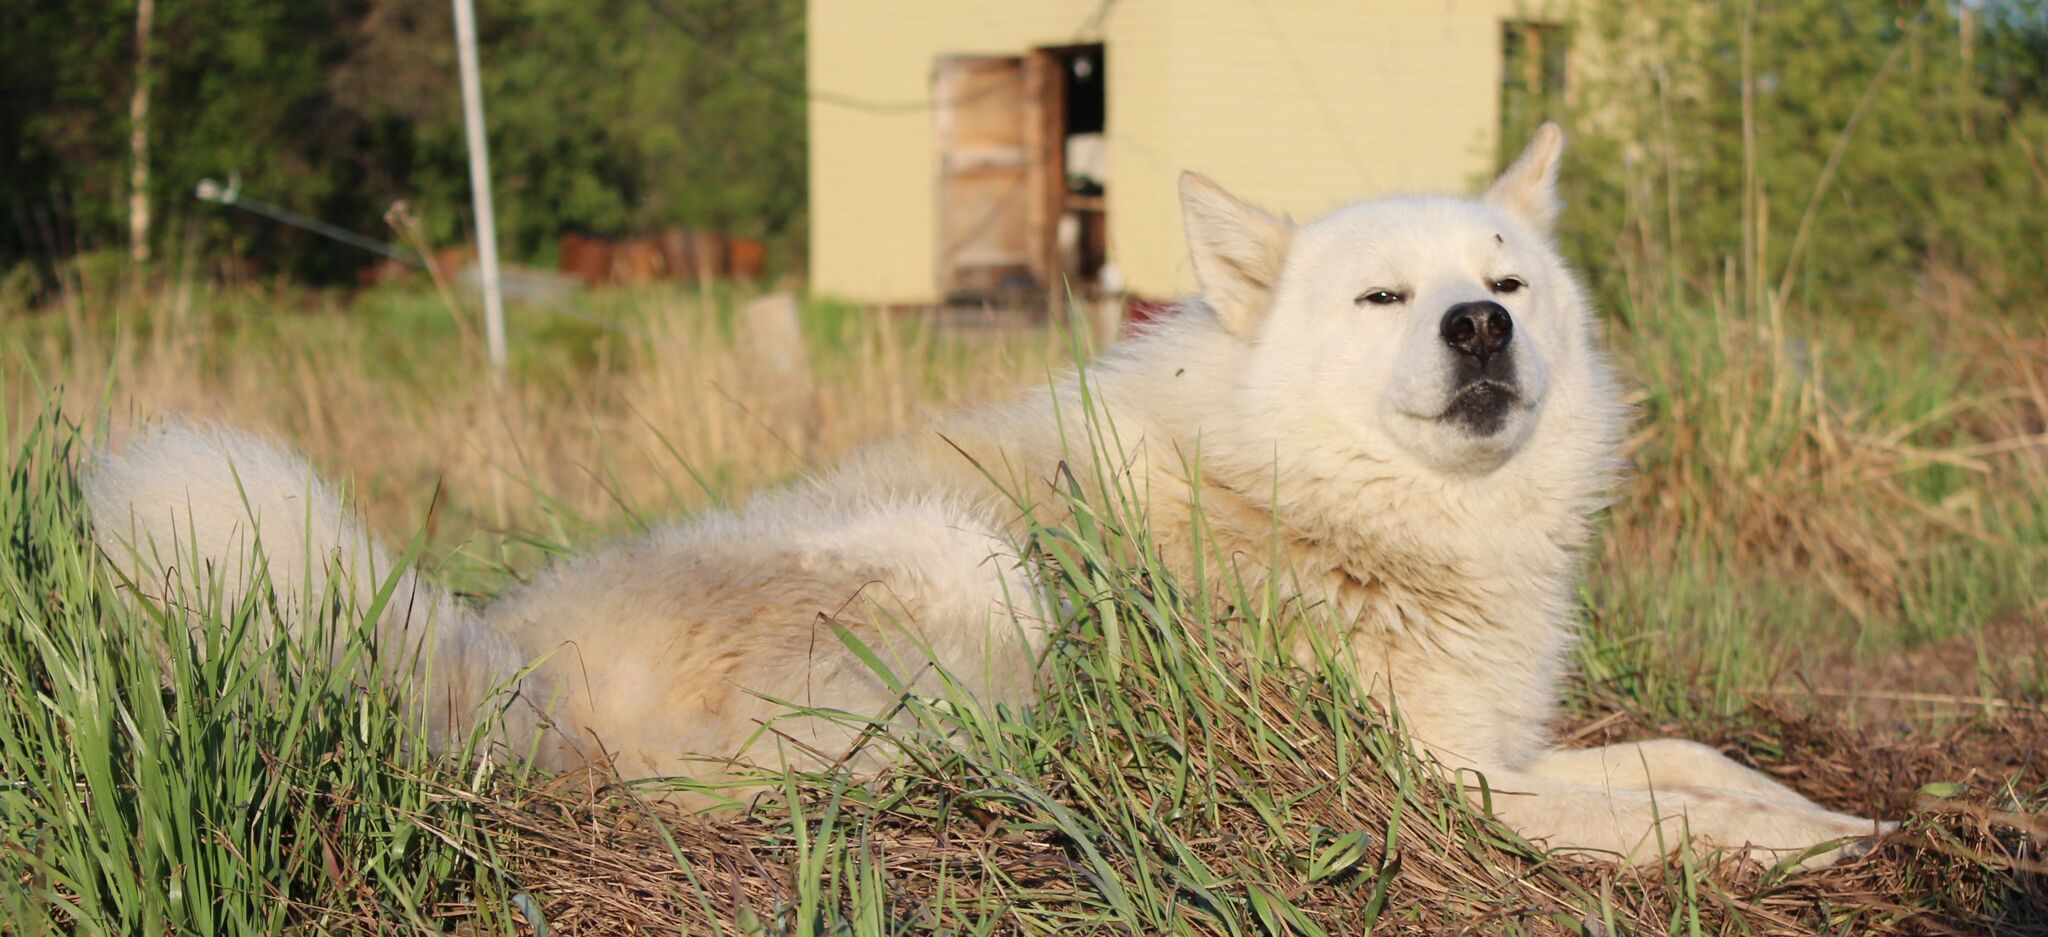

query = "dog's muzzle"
[1440,301,1519,435]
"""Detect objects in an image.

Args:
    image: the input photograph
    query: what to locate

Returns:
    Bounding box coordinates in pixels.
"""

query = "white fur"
[84,125,1886,866]
[81,422,538,751]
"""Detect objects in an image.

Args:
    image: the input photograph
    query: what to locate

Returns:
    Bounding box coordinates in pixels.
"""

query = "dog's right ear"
[1180,172,1292,337]
[1486,122,1566,233]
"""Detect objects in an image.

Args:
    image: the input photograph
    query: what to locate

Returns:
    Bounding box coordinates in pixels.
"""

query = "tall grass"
[1581,274,2048,717]
[1575,153,2048,721]
[0,409,520,933]
[4,334,2040,931]
[6,284,1063,571]
[3,138,2044,932]
[1560,0,2048,723]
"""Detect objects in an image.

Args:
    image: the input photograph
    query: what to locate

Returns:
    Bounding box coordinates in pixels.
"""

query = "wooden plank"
[1025,49,1061,292]
[934,54,1034,299]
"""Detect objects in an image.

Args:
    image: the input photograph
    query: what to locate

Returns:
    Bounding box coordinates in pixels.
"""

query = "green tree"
[470,0,806,260]
[1564,0,2048,315]
[0,0,808,284]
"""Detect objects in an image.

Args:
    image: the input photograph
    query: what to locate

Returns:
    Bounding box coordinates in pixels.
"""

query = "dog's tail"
[81,421,535,751]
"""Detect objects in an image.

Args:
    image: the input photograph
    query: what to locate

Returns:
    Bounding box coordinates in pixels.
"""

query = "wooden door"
[934,54,1049,300]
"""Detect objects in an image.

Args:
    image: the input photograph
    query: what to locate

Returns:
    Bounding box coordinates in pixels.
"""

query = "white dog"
[87,125,1887,867]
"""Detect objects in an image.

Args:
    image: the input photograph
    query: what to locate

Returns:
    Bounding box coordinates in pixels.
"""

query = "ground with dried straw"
[461,653,2048,935]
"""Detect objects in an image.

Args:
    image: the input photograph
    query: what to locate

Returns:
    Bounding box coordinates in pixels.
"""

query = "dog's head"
[1182,124,1602,476]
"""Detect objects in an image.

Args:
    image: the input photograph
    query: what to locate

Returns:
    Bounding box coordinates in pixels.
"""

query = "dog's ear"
[1485,122,1566,233]
[1180,172,1293,337]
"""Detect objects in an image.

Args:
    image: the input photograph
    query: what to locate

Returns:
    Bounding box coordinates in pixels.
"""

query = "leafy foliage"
[0,0,805,282]
[1560,0,2048,315]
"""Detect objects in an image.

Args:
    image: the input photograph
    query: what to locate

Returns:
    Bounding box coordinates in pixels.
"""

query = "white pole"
[451,0,508,380]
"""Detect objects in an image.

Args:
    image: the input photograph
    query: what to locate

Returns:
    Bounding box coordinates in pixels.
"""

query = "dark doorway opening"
[1044,43,1108,299]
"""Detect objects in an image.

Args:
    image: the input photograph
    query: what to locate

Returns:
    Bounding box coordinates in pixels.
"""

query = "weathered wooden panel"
[934,55,1036,299]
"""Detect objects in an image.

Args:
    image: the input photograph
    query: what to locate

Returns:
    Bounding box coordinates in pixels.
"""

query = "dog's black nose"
[1441,301,1513,362]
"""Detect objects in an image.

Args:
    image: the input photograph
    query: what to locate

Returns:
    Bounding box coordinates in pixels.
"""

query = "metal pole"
[452,0,508,380]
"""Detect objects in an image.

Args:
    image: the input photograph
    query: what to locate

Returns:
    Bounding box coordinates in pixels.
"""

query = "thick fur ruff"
[85,126,1889,867]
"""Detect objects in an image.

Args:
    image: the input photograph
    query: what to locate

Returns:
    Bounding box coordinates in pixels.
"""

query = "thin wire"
[204,190,421,263]
[199,184,659,336]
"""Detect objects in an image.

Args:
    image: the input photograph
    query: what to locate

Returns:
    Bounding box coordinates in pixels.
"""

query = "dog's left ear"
[1486,122,1566,233]
[1180,172,1293,337]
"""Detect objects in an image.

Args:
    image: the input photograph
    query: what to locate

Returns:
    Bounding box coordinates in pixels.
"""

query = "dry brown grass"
[1603,278,2048,624]
[11,286,1063,559]
[1575,261,2048,721]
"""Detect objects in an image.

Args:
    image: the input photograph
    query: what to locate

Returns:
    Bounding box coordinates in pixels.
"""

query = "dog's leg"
[1465,765,1885,868]
[1528,739,1819,806]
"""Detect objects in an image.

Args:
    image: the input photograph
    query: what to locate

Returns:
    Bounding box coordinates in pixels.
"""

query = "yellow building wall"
[809,1,1567,304]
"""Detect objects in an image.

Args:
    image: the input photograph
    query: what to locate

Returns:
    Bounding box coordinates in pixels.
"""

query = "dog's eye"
[1489,277,1527,295]
[1355,289,1407,306]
